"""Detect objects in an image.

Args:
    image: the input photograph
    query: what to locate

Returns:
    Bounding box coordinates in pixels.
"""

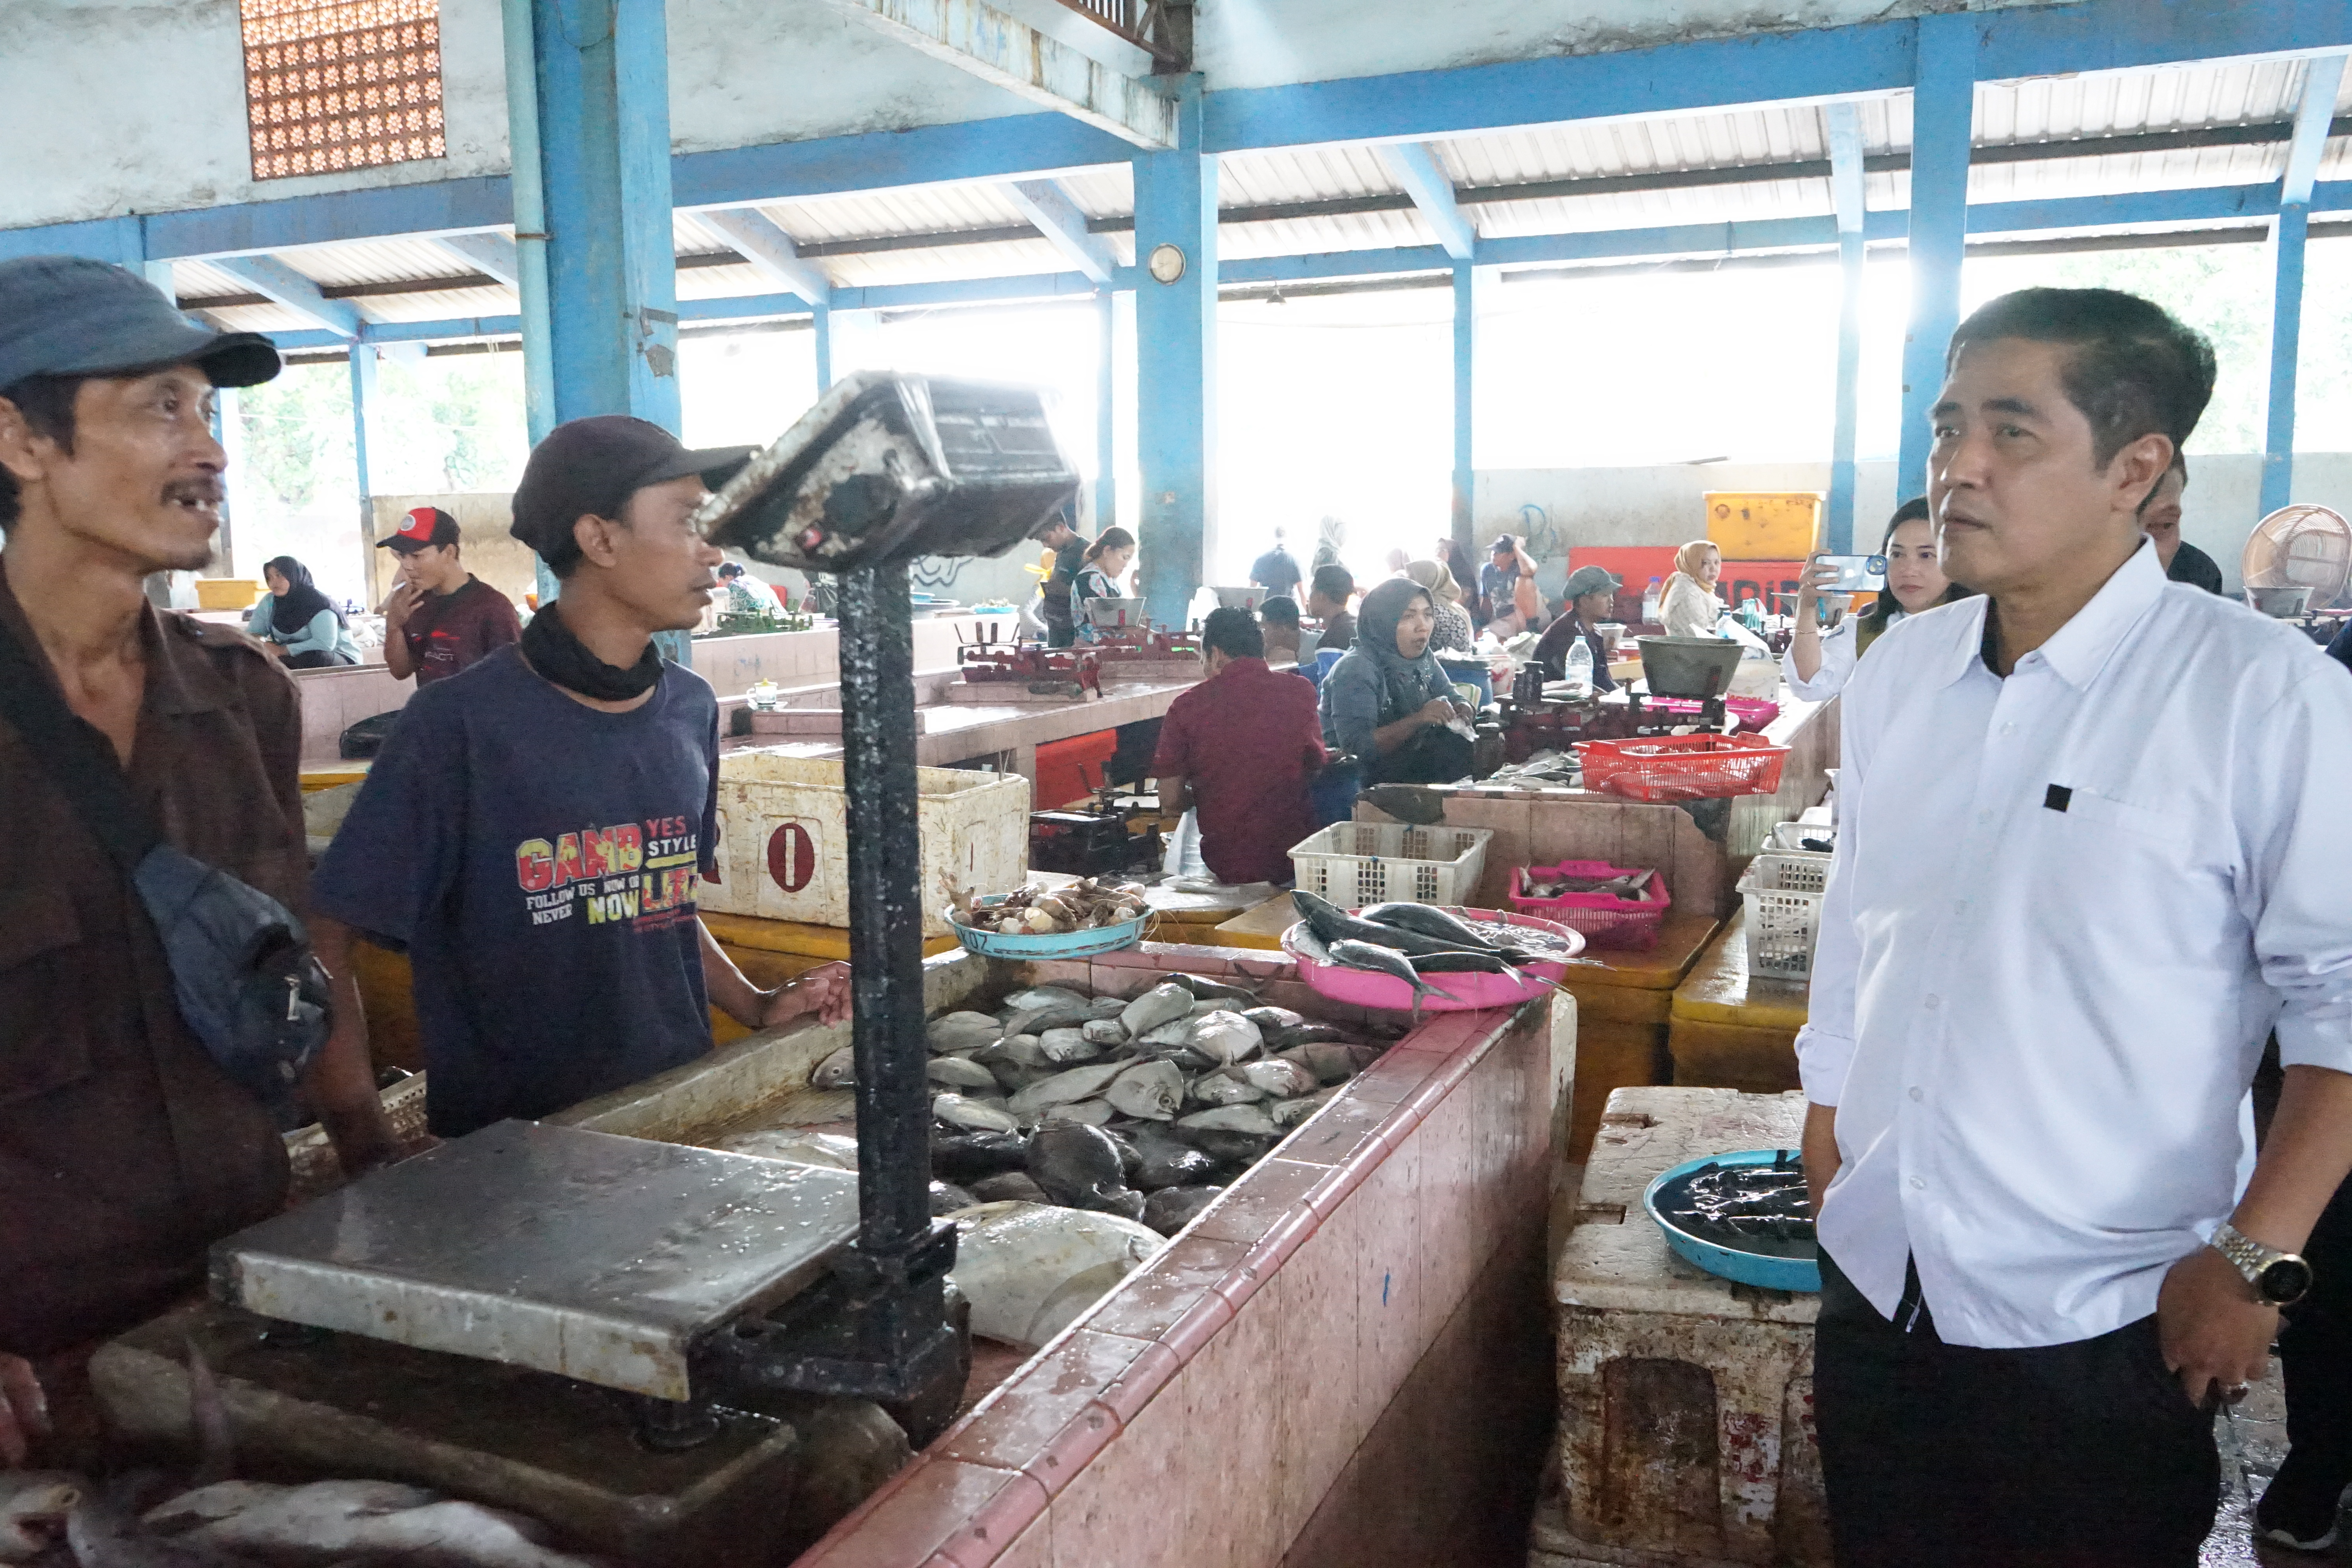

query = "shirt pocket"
[2043,788,2217,879]
[0,884,95,1107]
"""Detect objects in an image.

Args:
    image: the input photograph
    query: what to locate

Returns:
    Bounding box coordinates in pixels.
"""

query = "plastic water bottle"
[1642,577,1662,623]
[1565,635,1594,698]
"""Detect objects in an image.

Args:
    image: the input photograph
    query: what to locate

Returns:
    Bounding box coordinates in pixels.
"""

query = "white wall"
[2,0,2067,233]
[1475,453,2352,597]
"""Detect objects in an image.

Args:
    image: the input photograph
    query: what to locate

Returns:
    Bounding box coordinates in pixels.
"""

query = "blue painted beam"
[2262,54,2347,515]
[1450,263,1485,553]
[534,0,682,434]
[143,178,515,262]
[1380,143,1476,262]
[1004,180,1120,285]
[700,208,833,306]
[1897,15,1976,502]
[0,216,144,265]
[673,113,1133,210]
[1827,101,1867,554]
[434,231,523,288]
[1131,80,1216,628]
[210,254,363,339]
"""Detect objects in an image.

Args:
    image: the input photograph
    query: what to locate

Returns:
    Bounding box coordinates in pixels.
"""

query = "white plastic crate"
[1738,850,1833,981]
[1768,820,1836,852]
[706,750,1032,936]
[1288,822,1493,907]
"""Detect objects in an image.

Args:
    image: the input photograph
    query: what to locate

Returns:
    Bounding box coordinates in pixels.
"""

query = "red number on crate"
[766,821,818,893]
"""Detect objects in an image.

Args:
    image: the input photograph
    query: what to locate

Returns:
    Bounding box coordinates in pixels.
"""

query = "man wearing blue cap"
[0,257,392,1463]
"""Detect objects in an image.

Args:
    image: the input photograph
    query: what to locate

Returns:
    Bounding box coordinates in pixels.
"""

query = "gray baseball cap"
[1563,564,1622,599]
[0,255,281,391]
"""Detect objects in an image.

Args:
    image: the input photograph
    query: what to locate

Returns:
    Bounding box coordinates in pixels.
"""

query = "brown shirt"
[399,575,521,687]
[0,564,301,1356]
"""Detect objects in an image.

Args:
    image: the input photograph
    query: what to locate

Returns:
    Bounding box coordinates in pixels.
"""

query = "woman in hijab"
[1318,577,1474,786]
[1312,515,1346,573]
[1660,538,1726,638]
[247,555,359,668]
[1403,559,1474,652]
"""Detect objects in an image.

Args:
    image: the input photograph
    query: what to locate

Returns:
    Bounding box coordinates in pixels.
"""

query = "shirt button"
[1909,1087,1923,1102]
[1910,1177,1926,1190]
[1924,995,1941,1010]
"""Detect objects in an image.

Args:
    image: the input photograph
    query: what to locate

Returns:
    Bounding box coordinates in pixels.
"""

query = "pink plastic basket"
[1280,907,1585,1013]
[1506,860,1671,950]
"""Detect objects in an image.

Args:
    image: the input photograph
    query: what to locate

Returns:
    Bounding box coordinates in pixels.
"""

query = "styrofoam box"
[706,750,1032,936]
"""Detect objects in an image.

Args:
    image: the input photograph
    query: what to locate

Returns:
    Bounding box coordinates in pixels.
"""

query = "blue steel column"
[1825,102,1867,553]
[1450,262,1485,557]
[1896,15,1977,501]
[813,305,835,391]
[1095,290,1118,532]
[350,346,383,596]
[500,0,557,447]
[1132,78,1216,628]
[527,0,682,648]
[2262,55,2347,517]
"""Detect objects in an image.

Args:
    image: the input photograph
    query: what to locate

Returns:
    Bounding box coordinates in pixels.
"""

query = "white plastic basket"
[1768,820,1836,852]
[1288,822,1493,907]
[1738,850,1833,981]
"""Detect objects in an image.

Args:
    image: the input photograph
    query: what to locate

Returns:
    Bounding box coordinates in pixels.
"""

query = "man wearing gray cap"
[0,256,392,1465]
[1531,564,1621,690]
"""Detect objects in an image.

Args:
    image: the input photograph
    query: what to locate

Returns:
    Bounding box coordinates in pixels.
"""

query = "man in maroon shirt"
[1152,608,1326,885]
[377,506,522,686]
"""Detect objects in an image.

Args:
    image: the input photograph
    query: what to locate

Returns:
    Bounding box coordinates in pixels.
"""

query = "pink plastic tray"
[1279,906,1586,1013]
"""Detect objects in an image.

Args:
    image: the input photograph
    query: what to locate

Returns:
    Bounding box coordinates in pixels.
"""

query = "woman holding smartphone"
[1783,497,1973,700]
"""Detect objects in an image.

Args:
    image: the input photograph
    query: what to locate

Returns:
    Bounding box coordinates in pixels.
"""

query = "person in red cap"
[377,506,521,686]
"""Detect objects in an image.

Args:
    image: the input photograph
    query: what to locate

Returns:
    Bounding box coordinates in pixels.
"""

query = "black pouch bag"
[0,621,330,1124]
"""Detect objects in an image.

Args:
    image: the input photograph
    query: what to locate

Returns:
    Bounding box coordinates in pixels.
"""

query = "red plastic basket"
[1575,732,1791,802]
[1506,859,1671,949]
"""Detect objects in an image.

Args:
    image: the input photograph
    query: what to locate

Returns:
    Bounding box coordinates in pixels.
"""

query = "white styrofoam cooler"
[706,750,1032,936]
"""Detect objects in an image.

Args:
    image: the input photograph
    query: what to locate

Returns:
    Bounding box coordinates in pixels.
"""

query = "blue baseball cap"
[0,255,281,391]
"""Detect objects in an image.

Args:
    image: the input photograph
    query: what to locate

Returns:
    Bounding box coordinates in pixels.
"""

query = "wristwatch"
[2210,1221,2314,1306]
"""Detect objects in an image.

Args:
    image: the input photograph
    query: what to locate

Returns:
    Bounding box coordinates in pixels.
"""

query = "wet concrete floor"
[2205,1358,2337,1566]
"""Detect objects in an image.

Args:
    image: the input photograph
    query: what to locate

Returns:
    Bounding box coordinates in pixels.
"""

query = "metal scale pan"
[210,1120,861,1403]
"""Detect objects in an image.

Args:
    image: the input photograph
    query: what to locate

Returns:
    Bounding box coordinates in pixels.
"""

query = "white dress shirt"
[1797,541,2352,1349]
[1779,609,1907,702]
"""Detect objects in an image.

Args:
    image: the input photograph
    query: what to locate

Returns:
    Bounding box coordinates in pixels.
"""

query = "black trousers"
[2278,1174,2352,1488]
[1814,1251,2218,1568]
[281,648,354,669]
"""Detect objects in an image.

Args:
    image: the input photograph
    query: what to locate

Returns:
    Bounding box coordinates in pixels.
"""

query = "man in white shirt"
[1797,287,2352,1567]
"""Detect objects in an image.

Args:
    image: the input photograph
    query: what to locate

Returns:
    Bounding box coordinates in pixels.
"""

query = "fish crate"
[706,750,1031,937]
[1576,732,1791,802]
[1506,859,1671,951]
[1287,821,1493,907]
[1737,851,1833,981]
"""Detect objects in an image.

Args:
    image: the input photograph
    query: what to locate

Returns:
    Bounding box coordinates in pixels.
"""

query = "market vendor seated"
[1530,564,1621,690]
[1152,608,1325,886]
[1305,563,1355,652]
[309,415,851,1143]
[1320,577,1475,786]
[1258,594,1305,665]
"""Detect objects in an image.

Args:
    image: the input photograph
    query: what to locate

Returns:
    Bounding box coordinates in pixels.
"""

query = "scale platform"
[210,1120,862,1402]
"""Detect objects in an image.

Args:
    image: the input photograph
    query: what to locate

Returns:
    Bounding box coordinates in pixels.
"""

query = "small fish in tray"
[1517,867,1654,902]
[1653,1151,1817,1259]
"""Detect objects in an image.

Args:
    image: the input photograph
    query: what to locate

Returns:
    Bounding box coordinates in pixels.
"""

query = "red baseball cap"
[378,506,460,553]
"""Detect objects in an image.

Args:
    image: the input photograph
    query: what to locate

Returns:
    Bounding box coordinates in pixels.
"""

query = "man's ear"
[571,512,622,571]
[2109,432,2175,516]
[0,395,49,488]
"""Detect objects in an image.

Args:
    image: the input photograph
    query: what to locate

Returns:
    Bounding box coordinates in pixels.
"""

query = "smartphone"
[1817,554,1888,593]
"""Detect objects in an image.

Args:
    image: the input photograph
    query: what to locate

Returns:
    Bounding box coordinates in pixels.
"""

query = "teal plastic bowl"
[1643,1148,1821,1294]
[949,896,1147,960]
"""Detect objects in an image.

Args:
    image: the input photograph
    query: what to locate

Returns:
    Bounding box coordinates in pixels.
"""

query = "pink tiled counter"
[794,943,1575,1568]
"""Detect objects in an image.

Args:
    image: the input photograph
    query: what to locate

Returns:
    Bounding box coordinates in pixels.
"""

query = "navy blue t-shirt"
[311,646,722,1136]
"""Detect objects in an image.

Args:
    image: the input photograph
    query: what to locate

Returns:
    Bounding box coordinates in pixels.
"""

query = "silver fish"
[1000,998,1095,1040]
[1007,1061,1128,1116]
[164,1481,599,1568]
[69,1501,258,1568]
[1105,1060,1184,1121]
[1165,972,1260,1005]
[717,1128,860,1170]
[927,1056,1000,1091]
[927,1012,1002,1054]
[1177,1103,1281,1136]
[1325,940,1463,1008]
[1037,1027,1101,1065]
[1189,1072,1267,1107]
[1118,982,1193,1038]
[1238,1006,1304,1036]
[934,1094,1021,1134]
[1080,1017,1130,1046]
[810,1045,857,1089]
[1004,985,1089,1013]
[1270,1089,1336,1127]
[1139,1018,1194,1048]
[1236,1058,1318,1098]
[0,1473,79,1563]
[996,1033,1051,1067]
[1086,995,1131,1020]
[1278,1042,1379,1084]
[1043,1098,1116,1127]
[1185,1010,1264,1065]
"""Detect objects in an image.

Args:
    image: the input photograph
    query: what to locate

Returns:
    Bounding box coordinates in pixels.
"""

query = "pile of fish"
[1653,1151,1815,1258]
[1514,866,1654,903]
[1481,750,1581,789]
[1286,890,1579,1017]
[947,878,1147,936]
[2,1470,606,1567]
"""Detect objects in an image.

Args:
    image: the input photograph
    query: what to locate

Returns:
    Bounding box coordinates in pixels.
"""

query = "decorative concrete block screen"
[241,0,445,180]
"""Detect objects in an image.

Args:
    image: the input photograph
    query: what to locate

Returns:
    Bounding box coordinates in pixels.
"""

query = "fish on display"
[1238,1006,1304,1036]
[1004,985,1089,1013]
[1289,891,1493,959]
[1177,1103,1280,1136]
[1080,1018,1129,1046]
[1105,1060,1184,1122]
[1044,1099,1116,1128]
[1036,1027,1101,1064]
[1276,1042,1377,1084]
[991,1034,1051,1068]
[927,1012,1002,1054]
[1118,983,1194,1038]
[931,1128,1031,1183]
[0,1472,79,1563]
[1085,995,1131,1020]
[930,1180,979,1215]
[1355,902,1509,953]
[946,1201,1164,1350]
[1270,1089,1336,1127]
[1325,940,1463,1010]
[147,1479,603,1568]
[1163,972,1259,1005]
[927,1056,1001,1091]
[69,1496,259,1568]
[1006,1061,1127,1116]
[1406,948,1526,977]
[808,1044,856,1089]
[969,1171,1050,1205]
[1269,1022,1357,1051]
[999,998,1094,1040]
[1235,1058,1317,1099]
[1185,1010,1263,1065]
[1127,1125,1218,1190]
[1142,1185,1224,1237]
[933,1093,1021,1134]
[1027,1123,1143,1218]
[1138,1018,1194,1049]
[1188,1072,1266,1108]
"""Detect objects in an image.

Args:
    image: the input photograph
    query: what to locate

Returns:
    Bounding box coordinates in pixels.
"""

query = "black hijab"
[263,556,341,637]
[1352,577,1445,722]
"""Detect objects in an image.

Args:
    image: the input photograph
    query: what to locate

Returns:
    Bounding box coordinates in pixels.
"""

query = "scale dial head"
[1147,243,1187,285]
